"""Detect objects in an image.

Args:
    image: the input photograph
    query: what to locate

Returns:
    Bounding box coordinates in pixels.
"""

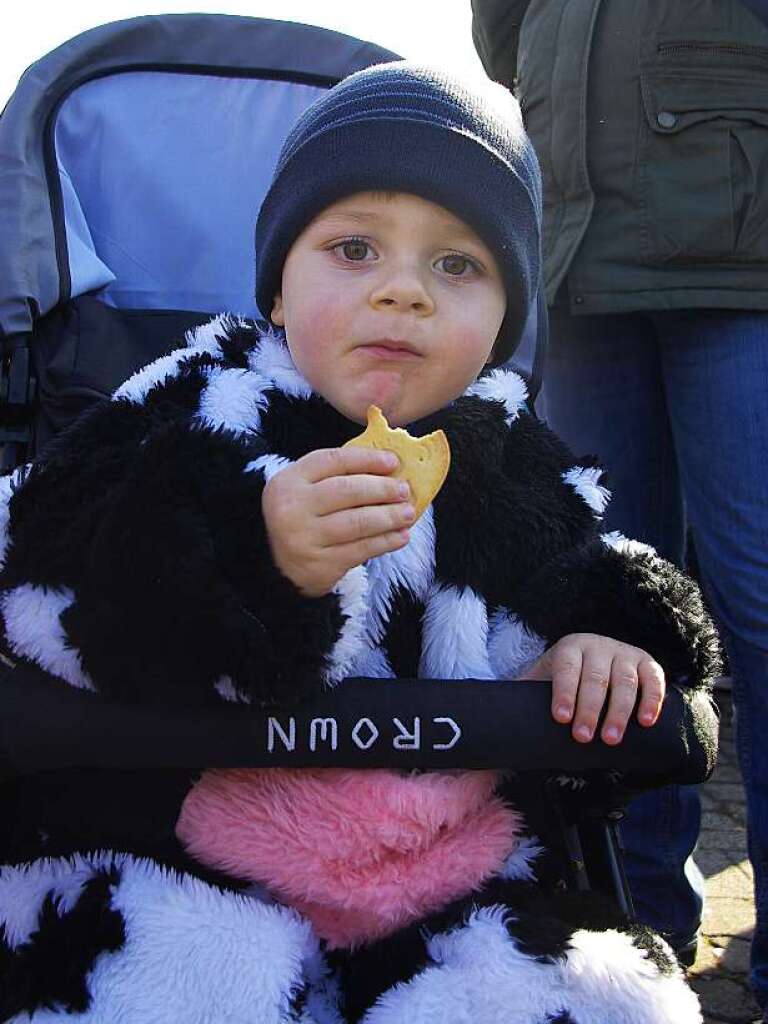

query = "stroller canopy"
[0,14,399,339]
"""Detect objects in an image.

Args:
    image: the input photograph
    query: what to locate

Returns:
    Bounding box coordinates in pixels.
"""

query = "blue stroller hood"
[0,13,398,335]
[0,14,548,471]
[0,14,398,466]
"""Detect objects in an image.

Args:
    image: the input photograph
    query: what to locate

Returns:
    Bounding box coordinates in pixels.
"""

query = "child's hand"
[262,447,414,597]
[522,633,666,745]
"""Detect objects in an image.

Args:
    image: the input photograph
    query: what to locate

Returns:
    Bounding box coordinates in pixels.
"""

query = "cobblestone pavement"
[687,691,762,1024]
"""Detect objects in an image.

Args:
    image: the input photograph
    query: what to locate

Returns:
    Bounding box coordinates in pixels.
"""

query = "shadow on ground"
[687,693,761,1023]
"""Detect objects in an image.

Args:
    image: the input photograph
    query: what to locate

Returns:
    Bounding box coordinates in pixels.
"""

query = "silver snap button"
[657,111,677,129]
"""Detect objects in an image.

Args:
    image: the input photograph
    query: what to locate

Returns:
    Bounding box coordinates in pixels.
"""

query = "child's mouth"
[359,341,422,361]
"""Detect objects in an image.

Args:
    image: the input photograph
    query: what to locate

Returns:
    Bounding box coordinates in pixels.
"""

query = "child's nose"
[369,267,434,316]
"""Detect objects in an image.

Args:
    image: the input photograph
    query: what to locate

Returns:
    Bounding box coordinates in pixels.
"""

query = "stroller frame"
[0,13,717,994]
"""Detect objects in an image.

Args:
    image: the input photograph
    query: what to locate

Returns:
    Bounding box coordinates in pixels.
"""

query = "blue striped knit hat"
[254,61,542,365]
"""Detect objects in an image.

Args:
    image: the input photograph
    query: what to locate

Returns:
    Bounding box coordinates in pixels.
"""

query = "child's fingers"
[301,446,399,483]
[318,503,416,546]
[547,640,584,725]
[599,658,640,745]
[636,657,666,727]
[570,644,614,742]
[313,473,409,516]
[330,528,411,569]
[519,650,550,680]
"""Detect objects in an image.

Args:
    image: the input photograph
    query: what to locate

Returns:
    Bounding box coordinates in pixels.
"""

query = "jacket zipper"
[658,41,768,62]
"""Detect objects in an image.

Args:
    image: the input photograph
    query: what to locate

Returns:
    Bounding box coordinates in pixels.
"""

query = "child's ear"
[271,294,285,327]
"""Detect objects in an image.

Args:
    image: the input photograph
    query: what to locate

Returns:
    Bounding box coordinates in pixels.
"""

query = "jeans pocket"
[639,49,768,265]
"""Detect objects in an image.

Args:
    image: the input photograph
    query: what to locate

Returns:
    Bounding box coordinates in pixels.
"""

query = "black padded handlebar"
[0,662,718,785]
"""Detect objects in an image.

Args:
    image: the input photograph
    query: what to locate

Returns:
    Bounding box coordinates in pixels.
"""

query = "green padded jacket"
[472,0,768,314]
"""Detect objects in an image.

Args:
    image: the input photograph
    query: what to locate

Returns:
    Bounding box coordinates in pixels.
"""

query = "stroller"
[0,14,718,1023]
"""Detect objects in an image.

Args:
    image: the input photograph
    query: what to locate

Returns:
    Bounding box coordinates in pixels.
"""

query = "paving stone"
[712,765,747,785]
[703,897,756,935]
[691,935,752,984]
[700,828,749,852]
[703,806,748,831]
[706,936,752,976]
[689,975,761,1021]
[707,866,760,899]
[692,696,760,1021]
[702,790,724,812]
[697,850,753,880]
[691,936,732,975]
[725,807,749,829]
[702,793,748,817]
[706,811,750,831]
[705,784,750,806]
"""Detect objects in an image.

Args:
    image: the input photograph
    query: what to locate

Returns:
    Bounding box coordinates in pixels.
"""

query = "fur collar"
[184,316,530,441]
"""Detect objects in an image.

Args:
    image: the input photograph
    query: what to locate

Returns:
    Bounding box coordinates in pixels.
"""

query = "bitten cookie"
[343,406,450,520]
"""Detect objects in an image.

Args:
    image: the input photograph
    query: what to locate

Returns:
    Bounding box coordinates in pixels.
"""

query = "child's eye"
[333,238,375,262]
[436,253,479,277]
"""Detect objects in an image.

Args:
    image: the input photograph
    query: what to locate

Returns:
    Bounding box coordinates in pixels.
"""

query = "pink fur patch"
[176,768,521,948]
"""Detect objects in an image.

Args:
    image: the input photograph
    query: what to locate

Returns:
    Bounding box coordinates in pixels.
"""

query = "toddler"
[0,63,719,1023]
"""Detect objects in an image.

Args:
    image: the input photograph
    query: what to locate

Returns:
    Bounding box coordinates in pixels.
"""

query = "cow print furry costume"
[0,316,720,1022]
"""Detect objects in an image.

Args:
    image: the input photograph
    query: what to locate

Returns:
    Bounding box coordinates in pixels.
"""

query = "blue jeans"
[541,308,768,999]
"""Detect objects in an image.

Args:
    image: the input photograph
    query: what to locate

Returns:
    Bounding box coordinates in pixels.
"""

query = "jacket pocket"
[639,47,768,264]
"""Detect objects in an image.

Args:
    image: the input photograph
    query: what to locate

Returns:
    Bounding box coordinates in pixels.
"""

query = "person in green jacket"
[472,0,768,1016]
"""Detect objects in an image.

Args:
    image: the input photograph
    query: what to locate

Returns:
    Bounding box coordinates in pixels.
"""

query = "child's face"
[271,191,506,426]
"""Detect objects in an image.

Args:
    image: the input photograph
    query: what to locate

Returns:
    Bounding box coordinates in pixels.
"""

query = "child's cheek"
[295,293,349,346]
[287,299,350,380]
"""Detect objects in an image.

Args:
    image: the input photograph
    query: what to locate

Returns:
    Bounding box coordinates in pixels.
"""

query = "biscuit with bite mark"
[343,406,450,521]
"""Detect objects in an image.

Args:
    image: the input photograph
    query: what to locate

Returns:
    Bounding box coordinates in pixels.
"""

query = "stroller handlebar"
[0,662,718,786]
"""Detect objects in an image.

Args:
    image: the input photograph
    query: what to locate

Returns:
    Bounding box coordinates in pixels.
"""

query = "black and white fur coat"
[0,316,719,1023]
